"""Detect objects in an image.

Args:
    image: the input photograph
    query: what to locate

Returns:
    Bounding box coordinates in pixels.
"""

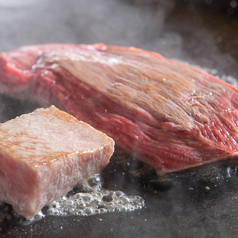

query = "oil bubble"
[45,174,145,217]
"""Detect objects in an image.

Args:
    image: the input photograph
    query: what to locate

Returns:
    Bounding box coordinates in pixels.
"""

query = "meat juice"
[46,174,144,217]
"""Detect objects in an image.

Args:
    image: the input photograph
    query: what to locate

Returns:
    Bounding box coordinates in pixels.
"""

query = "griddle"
[0,0,238,237]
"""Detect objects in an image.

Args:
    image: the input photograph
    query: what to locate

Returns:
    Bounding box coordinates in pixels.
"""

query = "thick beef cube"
[0,105,114,218]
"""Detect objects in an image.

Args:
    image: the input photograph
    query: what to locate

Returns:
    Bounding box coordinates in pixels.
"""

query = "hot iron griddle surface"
[0,0,238,237]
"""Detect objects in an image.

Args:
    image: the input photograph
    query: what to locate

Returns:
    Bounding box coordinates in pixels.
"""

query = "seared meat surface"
[0,105,114,218]
[0,44,238,175]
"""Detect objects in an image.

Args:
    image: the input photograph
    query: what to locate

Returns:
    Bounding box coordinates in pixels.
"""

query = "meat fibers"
[0,43,238,175]
[0,105,114,218]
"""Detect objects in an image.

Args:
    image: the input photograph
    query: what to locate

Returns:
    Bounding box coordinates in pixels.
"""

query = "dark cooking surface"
[0,0,238,237]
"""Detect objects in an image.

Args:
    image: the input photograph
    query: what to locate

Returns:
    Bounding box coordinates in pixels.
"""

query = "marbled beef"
[0,105,114,218]
[0,44,238,175]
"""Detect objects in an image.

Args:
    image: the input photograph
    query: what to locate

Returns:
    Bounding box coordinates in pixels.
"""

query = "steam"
[0,0,175,51]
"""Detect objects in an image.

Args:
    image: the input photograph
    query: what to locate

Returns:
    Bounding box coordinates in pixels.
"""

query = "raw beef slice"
[0,43,238,175]
[0,105,115,218]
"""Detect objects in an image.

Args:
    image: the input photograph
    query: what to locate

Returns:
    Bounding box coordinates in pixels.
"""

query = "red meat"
[0,105,114,218]
[0,43,238,175]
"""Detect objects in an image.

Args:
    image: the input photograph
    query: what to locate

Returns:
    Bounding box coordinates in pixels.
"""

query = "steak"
[0,43,238,175]
[0,105,114,218]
